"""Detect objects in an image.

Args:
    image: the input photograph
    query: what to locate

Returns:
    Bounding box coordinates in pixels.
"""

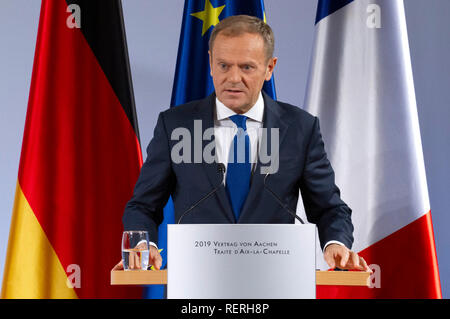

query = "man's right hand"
[113,245,163,270]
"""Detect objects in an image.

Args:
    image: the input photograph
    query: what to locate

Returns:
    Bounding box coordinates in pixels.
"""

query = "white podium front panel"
[167,224,316,299]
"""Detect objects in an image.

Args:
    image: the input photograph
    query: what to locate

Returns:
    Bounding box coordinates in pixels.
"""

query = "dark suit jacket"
[123,92,354,250]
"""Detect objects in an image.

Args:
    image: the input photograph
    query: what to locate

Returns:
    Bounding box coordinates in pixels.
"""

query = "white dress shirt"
[214,92,264,182]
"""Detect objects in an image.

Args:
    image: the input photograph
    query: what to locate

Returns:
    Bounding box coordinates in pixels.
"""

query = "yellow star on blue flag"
[191,0,225,36]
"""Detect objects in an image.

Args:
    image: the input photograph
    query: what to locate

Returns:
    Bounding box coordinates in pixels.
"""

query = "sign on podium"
[167,224,316,299]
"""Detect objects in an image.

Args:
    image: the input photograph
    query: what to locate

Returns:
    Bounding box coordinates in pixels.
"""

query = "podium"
[111,224,370,298]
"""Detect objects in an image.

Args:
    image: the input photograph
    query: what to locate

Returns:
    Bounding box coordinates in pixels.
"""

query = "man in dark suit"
[120,15,369,272]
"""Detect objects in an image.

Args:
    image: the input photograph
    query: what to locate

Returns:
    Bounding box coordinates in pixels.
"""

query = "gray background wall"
[0,0,448,297]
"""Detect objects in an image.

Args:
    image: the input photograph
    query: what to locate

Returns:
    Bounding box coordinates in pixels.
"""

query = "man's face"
[209,32,277,114]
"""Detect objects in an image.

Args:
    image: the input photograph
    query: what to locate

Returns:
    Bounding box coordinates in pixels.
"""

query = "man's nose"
[227,66,242,83]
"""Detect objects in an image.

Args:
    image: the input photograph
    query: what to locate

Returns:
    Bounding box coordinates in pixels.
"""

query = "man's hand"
[113,245,163,271]
[148,245,163,270]
[324,243,371,272]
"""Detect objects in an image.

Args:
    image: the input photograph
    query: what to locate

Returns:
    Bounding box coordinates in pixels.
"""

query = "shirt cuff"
[323,240,346,252]
[136,240,158,250]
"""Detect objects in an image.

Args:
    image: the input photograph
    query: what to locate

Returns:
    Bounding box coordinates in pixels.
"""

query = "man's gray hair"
[209,15,275,61]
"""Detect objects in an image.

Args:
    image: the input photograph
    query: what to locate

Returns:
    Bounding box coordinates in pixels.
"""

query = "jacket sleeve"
[122,112,175,244]
[299,117,354,250]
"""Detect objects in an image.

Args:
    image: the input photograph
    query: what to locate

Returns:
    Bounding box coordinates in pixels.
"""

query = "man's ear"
[265,57,278,81]
[208,50,213,76]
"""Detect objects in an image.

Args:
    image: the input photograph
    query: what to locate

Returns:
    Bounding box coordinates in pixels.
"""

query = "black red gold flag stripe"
[2,0,143,298]
[65,0,140,139]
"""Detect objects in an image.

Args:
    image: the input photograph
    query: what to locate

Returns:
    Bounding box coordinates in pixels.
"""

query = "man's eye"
[242,65,253,71]
[219,63,228,70]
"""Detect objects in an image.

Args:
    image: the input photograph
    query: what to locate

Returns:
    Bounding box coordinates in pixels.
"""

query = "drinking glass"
[121,231,149,271]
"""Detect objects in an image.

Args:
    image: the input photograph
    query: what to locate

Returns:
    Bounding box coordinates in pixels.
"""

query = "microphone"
[177,163,226,224]
[263,173,305,224]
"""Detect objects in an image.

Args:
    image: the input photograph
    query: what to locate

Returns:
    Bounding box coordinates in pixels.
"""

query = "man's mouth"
[224,89,244,95]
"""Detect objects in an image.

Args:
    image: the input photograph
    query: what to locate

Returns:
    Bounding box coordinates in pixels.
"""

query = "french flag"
[303,0,442,298]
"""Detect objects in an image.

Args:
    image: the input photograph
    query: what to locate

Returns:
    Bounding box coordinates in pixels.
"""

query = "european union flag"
[144,0,276,299]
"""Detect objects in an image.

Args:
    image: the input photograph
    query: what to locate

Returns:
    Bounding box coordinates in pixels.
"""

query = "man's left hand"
[324,243,371,272]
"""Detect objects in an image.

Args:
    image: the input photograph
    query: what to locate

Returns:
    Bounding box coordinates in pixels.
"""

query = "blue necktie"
[226,115,251,221]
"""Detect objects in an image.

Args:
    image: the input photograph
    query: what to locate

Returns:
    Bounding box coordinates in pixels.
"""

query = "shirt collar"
[215,92,264,123]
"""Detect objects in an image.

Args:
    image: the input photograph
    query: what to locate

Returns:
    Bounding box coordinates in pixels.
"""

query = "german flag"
[1,0,143,298]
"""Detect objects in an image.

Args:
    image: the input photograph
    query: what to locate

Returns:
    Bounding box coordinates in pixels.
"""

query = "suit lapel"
[238,92,289,222]
[196,94,235,222]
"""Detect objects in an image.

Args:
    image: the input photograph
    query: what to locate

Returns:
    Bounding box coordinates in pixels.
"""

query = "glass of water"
[122,231,150,271]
